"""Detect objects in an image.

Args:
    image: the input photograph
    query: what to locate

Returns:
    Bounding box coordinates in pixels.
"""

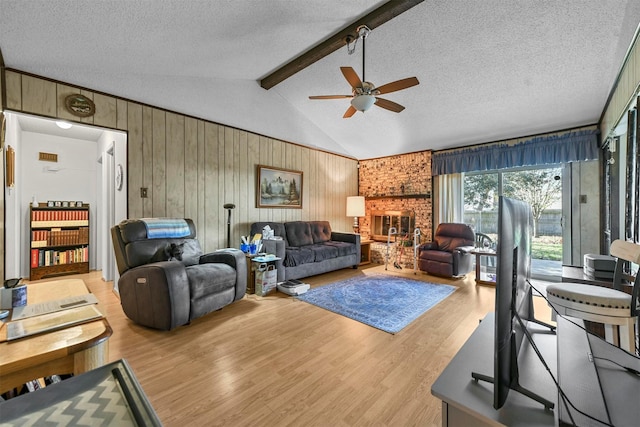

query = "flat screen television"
[472,196,555,410]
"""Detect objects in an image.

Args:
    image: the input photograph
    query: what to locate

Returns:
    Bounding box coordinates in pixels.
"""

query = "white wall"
[19,131,99,276]
[97,130,127,282]
[4,114,22,278]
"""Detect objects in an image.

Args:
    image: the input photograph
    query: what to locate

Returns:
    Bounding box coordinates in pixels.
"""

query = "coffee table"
[0,278,112,393]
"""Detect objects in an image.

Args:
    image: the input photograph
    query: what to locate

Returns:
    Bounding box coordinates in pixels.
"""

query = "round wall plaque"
[64,94,96,117]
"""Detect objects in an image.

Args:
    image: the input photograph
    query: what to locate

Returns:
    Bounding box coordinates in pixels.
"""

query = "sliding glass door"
[464,165,563,280]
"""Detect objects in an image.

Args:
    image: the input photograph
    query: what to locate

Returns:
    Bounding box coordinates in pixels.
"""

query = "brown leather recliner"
[418,223,475,278]
[111,218,246,331]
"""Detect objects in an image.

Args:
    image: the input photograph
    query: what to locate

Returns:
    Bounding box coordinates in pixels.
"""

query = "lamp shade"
[350,95,375,112]
[346,196,366,217]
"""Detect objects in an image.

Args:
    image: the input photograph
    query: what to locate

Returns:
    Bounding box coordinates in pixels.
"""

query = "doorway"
[464,165,564,280]
[2,111,127,283]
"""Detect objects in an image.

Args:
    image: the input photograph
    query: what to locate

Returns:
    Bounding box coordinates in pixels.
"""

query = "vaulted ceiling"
[2,1,640,159]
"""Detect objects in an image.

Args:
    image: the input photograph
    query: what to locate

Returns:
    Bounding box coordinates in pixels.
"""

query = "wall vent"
[39,152,58,162]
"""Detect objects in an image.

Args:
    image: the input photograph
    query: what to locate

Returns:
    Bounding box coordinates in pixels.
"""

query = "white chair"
[546,240,640,353]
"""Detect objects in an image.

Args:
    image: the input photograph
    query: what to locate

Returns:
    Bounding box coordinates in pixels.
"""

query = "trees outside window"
[464,166,563,275]
[503,168,561,237]
[464,174,498,235]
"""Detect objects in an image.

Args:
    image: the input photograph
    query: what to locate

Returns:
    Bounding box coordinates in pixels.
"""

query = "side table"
[0,279,111,394]
[244,254,259,294]
[360,239,373,265]
[471,249,497,286]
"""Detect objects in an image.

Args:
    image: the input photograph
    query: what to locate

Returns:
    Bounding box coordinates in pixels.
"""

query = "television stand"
[432,313,557,426]
[433,312,640,427]
[470,370,555,411]
[471,320,555,410]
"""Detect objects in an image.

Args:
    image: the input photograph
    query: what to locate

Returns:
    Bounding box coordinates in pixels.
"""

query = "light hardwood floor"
[39,265,552,426]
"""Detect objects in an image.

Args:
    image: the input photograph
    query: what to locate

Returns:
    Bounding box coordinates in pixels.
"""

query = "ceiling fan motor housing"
[354,81,378,96]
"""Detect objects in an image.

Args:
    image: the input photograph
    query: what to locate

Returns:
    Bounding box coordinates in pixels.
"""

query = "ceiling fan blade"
[340,67,362,89]
[375,77,419,95]
[343,105,357,118]
[374,97,405,113]
[309,95,352,100]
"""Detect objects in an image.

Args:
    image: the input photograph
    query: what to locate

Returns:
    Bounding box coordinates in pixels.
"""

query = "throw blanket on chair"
[142,218,190,239]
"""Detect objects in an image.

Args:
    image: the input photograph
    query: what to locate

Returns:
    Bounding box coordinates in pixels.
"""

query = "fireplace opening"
[370,210,415,241]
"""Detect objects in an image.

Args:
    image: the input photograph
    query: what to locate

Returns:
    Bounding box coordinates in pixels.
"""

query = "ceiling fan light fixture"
[351,94,375,112]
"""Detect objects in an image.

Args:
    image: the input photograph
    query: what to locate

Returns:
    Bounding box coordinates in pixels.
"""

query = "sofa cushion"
[181,239,204,266]
[186,263,236,299]
[310,243,339,262]
[310,221,332,243]
[324,241,357,257]
[285,222,314,247]
[284,247,315,267]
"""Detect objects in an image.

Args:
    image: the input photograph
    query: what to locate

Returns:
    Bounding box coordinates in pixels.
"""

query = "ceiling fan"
[309,26,420,118]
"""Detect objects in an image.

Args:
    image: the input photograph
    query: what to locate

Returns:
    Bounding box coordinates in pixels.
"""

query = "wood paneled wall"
[3,70,358,252]
[601,30,640,138]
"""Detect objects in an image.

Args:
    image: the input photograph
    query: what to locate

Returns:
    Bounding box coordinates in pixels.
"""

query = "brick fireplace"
[358,151,433,268]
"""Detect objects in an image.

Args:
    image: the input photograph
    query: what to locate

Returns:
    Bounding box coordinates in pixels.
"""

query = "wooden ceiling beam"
[259,0,424,90]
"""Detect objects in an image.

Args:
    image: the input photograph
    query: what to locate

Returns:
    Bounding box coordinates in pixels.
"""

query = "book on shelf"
[33,246,89,267]
[30,249,38,268]
[31,209,88,222]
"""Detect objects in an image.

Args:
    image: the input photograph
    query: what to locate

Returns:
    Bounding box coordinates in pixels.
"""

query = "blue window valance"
[431,129,600,176]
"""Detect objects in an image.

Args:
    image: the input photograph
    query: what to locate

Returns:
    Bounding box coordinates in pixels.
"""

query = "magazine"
[6,305,104,341]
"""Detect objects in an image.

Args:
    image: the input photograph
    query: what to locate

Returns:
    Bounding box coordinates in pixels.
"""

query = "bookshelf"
[29,203,90,280]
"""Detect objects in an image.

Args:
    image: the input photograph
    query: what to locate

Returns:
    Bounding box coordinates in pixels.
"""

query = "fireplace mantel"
[365,194,430,200]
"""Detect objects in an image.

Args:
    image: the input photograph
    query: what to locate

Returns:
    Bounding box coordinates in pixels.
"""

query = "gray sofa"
[250,221,360,282]
[111,218,246,331]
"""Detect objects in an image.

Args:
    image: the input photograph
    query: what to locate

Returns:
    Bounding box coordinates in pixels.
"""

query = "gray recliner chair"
[111,218,246,331]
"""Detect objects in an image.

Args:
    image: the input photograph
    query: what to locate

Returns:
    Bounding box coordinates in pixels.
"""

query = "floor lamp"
[223,203,235,248]
[346,196,365,234]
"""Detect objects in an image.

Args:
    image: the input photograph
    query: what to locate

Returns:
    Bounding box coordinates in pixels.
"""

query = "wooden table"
[0,279,112,393]
[471,249,497,286]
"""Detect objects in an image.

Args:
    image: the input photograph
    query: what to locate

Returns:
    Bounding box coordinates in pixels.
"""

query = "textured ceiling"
[1,0,640,159]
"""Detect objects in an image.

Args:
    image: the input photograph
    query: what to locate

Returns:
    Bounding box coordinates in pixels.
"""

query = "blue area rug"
[297,274,456,334]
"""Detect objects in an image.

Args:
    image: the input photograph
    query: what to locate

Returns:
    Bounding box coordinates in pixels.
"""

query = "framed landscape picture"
[257,165,303,208]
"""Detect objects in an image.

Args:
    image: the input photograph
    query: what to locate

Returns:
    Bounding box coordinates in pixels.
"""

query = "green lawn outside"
[471,234,562,261]
[532,237,562,261]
